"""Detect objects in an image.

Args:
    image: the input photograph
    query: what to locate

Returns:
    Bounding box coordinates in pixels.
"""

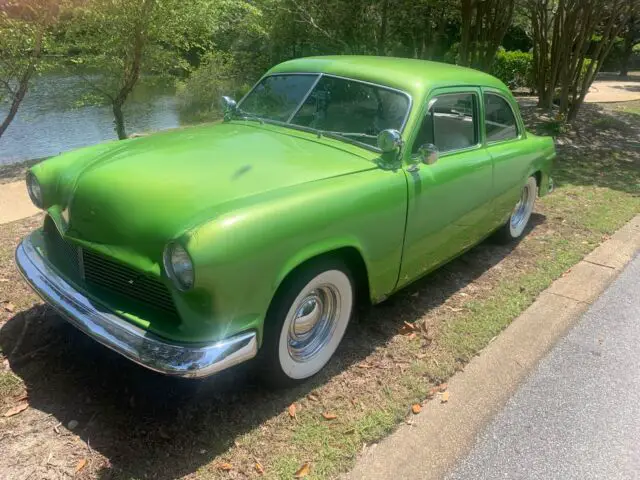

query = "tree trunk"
[377,0,389,55]
[109,0,154,140]
[568,0,631,122]
[619,16,636,77]
[0,28,43,140]
[112,101,127,140]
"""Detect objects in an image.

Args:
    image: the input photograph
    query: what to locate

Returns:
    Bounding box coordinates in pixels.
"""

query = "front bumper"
[15,235,258,378]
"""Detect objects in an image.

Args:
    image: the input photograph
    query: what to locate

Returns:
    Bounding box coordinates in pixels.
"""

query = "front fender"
[181,168,407,344]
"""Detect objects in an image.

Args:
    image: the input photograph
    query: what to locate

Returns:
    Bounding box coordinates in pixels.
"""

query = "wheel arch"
[272,244,372,312]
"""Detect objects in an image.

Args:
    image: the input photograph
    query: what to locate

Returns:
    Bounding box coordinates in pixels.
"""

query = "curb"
[347,214,640,480]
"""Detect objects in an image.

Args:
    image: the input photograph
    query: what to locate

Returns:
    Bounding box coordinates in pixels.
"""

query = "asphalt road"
[448,253,640,480]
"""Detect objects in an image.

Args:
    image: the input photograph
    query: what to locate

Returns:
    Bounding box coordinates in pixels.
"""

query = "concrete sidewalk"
[585,79,640,103]
[347,214,640,480]
[0,181,39,225]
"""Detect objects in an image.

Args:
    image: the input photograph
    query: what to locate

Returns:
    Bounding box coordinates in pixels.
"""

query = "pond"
[0,72,181,166]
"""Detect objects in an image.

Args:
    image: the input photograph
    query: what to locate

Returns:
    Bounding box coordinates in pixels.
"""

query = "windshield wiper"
[234,108,265,124]
[316,131,378,141]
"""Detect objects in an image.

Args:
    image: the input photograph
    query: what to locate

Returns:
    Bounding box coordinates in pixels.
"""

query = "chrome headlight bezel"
[26,172,44,209]
[163,242,195,291]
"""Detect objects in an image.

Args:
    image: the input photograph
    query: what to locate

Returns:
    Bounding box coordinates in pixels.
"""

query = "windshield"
[238,74,410,148]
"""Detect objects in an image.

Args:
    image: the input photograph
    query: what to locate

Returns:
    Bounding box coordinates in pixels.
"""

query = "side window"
[484,93,518,142]
[412,93,478,154]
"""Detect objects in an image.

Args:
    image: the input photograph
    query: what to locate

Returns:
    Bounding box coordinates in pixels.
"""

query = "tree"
[526,0,634,121]
[60,0,217,139]
[459,0,516,71]
[620,7,640,77]
[0,1,57,139]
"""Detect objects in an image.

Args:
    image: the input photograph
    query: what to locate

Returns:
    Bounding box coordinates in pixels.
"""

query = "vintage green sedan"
[16,56,554,385]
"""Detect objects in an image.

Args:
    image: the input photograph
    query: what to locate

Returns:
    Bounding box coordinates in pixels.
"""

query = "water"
[0,72,180,166]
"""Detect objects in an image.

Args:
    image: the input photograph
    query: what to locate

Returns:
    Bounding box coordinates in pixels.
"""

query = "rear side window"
[412,92,478,154]
[484,93,518,142]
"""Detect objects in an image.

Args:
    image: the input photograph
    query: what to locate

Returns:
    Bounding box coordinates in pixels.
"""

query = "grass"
[0,101,639,480]
[0,371,23,403]
[613,99,640,117]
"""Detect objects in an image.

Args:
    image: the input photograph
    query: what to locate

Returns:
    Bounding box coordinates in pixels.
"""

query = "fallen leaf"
[357,362,372,369]
[3,402,28,417]
[322,412,337,420]
[158,426,171,440]
[2,302,15,313]
[75,458,87,473]
[294,462,311,478]
[288,403,297,419]
[216,462,233,471]
[403,321,416,330]
[411,404,422,414]
[255,462,265,475]
[438,383,448,392]
[15,393,28,402]
[407,333,417,340]
[307,393,320,402]
[441,391,450,403]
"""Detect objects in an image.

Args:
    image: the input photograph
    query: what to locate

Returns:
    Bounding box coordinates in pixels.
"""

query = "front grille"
[44,216,81,277]
[42,216,179,318]
[82,250,178,316]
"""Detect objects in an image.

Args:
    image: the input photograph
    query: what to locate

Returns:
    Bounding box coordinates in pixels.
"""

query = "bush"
[176,52,253,124]
[491,49,534,90]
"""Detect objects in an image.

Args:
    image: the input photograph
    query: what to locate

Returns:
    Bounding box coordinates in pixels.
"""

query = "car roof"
[267,56,508,98]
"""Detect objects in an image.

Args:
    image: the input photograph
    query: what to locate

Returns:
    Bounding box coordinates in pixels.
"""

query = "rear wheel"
[260,259,354,387]
[495,176,537,243]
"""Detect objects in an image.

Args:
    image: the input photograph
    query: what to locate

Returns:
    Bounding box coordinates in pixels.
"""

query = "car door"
[398,87,494,289]
[482,88,533,228]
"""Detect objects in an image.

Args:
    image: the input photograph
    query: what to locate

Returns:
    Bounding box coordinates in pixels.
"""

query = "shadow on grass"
[519,101,640,196]
[0,216,544,480]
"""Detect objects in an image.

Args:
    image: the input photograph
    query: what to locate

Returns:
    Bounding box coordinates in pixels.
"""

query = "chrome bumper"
[15,236,258,378]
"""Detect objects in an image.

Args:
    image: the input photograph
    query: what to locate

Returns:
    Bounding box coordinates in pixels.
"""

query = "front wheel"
[260,259,354,387]
[495,176,537,243]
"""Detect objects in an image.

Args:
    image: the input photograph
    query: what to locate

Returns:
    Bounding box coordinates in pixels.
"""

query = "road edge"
[347,214,640,480]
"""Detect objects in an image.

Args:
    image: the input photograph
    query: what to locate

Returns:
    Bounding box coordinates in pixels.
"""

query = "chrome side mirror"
[221,96,237,121]
[418,143,439,165]
[377,129,403,154]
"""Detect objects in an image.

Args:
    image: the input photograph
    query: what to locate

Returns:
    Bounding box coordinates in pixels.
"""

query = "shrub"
[176,52,253,124]
[491,49,534,90]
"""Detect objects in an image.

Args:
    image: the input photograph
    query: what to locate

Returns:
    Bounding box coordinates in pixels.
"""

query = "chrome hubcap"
[288,285,340,362]
[511,185,531,229]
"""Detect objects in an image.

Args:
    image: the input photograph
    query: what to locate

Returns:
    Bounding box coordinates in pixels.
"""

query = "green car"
[16,56,554,385]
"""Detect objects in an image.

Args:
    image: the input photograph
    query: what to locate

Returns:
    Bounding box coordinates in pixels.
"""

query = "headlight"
[163,243,194,290]
[26,172,43,209]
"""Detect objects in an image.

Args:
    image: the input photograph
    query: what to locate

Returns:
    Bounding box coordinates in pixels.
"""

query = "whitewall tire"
[496,176,538,243]
[261,259,354,386]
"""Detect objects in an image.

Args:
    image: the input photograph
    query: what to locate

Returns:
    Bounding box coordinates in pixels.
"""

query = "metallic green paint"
[23,56,554,351]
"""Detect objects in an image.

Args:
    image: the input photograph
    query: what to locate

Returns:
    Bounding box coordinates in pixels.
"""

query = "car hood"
[47,122,375,265]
